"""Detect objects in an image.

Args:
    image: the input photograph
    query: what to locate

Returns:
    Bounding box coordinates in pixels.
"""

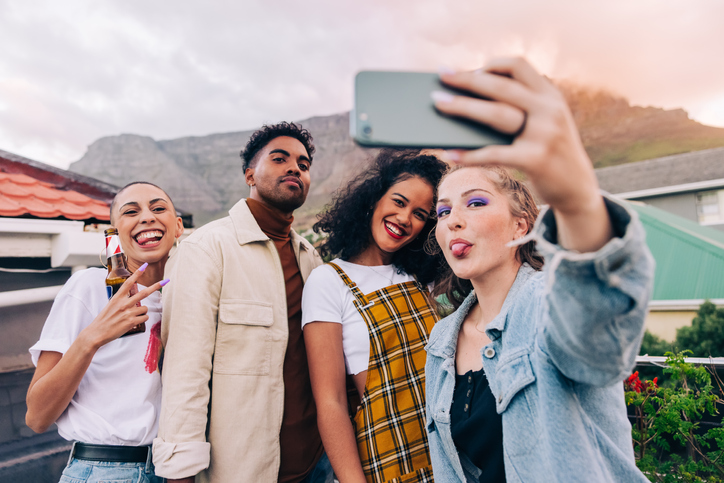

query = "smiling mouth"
[384,221,406,239]
[135,230,164,247]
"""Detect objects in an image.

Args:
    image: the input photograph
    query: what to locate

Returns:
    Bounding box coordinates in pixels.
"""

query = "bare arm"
[435,57,613,253]
[305,322,367,483]
[25,268,165,433]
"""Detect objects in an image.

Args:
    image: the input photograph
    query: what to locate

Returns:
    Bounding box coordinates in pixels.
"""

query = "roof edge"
[616,178,724,198]
[0,148,120,203]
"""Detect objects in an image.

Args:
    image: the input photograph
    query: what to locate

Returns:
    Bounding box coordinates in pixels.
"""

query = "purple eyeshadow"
[467,196,489,206]
[436,205,451,217]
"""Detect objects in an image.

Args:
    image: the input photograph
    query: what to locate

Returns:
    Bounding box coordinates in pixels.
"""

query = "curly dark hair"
[240,122,315,171]
[314,150,448,285]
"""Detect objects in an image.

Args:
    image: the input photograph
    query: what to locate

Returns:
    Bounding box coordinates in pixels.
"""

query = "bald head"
[110,181,176,224]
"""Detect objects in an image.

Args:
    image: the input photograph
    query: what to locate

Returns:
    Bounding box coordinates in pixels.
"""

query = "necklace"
[368,264,395,285]
[471,301,488,335]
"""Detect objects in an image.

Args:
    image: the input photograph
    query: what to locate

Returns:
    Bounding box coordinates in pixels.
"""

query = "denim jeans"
[300,452,335,483]
[60,443,163,483]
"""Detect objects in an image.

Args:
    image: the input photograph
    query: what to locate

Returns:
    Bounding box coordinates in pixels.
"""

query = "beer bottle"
[104,227,145,336]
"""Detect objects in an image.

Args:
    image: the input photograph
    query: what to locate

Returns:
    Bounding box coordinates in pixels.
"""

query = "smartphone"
[351,71,513,149]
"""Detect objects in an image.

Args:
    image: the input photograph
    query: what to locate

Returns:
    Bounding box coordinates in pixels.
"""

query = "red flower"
[625,372,643,393]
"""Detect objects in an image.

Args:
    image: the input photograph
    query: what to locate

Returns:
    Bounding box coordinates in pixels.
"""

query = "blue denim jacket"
[425,196,655,482]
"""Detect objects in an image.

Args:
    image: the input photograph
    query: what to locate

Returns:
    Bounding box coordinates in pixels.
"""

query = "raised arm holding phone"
[423,58,655,482]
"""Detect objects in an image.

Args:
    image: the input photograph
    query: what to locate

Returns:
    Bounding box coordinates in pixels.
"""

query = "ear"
[175,217,184,238]
[514,215,529,240]
[245,167,255,187]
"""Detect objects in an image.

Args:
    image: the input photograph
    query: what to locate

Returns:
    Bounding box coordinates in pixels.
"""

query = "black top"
[450,368,506,482]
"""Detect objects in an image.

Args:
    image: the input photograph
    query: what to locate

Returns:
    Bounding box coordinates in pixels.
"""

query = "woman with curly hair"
[302,151,447,483]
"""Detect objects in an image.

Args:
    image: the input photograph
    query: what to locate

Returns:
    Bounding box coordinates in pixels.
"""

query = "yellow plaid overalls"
[329,263,439,483]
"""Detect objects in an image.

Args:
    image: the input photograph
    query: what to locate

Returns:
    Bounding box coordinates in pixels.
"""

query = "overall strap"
[327,262,369,307]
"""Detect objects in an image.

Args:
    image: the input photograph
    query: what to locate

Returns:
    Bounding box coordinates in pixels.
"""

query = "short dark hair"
[240,122,315,171]
[109,181,175,223]
[314,150,448,285]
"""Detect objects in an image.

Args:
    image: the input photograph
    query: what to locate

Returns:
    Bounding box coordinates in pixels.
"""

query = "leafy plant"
[677,302,724,358]
[640,330,675,357]
[626,351,724,482]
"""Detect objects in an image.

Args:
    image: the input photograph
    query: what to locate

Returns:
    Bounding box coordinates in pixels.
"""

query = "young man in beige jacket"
[153,122,331,483]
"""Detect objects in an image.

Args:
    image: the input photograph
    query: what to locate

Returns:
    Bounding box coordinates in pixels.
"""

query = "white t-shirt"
[29,267,162,446]
[301,259,416,375]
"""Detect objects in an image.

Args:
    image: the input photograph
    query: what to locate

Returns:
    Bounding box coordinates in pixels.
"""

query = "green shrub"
[677,302,724,358]
[640,301,724,358]
[626,351,724,482]
[640,330,675,357]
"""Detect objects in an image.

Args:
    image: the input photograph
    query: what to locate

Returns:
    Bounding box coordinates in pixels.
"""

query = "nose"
[139,208,156,224]
[446,207,464,230]
[395,208,413,228]
[286,163,301,176]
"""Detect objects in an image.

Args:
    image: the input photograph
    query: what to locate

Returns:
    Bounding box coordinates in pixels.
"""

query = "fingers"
[432,91,526,135]
[129,278,170,305]
[481,57,552,93]
[439,68,536,112]
[114,262,149,298]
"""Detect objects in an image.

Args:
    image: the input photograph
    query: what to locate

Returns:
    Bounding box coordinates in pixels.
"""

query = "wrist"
[76,327,104,354]
[553,190,604,220]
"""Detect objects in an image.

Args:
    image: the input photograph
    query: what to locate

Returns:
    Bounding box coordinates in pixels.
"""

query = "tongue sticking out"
[451,242,470,257]
[136,232,163,246]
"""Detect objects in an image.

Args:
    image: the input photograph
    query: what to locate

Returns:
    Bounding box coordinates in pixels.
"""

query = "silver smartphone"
[351,71,513,149]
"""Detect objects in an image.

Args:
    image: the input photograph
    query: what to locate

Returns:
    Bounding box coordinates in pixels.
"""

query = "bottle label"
[105,234,124,257]
[106,286,113,300]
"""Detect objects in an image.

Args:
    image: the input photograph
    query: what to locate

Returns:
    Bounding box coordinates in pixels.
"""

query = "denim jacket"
[425,195,655,482]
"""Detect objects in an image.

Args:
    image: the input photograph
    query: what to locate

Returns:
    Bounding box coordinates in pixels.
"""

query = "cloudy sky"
[1,0,723,169]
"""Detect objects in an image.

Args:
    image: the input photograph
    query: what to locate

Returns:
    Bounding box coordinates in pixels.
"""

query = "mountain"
[70,113,375,227]
[559,83,724,167]
[69,85,724,228]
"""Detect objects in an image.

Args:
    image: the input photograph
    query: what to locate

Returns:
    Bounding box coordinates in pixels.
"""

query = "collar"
[426,264,536,359]
[245,197,293,240]
[228,199,312,253]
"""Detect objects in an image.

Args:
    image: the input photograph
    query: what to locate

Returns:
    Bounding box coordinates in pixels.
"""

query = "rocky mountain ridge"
[69,84,724,228]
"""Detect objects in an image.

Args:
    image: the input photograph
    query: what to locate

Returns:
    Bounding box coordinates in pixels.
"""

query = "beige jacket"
[152,199,322,483]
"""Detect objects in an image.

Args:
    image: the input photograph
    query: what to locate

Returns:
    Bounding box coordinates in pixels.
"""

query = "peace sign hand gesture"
[85,262,169,349]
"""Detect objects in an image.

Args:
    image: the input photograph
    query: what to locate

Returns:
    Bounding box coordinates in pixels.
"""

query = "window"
[696,189,724,225]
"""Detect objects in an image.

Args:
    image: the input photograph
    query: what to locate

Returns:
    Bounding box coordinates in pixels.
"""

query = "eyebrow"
[119,201,140,211]
[437,188,493,204]
[393,192,432,216]
[269,148,311,164]
[119,198,168,211]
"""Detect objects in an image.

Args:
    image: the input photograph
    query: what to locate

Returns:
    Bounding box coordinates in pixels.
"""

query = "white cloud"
[0,0,723,168]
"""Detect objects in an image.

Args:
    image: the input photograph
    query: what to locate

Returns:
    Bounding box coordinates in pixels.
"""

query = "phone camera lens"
[363,125,372,136]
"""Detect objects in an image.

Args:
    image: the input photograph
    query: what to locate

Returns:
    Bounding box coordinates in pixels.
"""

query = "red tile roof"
[0,171,109,221]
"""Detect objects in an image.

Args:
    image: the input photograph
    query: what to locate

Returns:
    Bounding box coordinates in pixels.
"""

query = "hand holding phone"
[436,58,612,253]
[351,71,513,149]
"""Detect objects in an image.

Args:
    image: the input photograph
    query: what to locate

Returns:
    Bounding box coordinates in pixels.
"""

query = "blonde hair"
[430,165,543,309]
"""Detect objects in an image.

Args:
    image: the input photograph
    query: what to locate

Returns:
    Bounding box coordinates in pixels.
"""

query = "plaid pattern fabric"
[329,263,438,483]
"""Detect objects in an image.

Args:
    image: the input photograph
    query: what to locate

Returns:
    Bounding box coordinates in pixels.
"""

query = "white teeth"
[136,231,163,241]
[385,222,402,236]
